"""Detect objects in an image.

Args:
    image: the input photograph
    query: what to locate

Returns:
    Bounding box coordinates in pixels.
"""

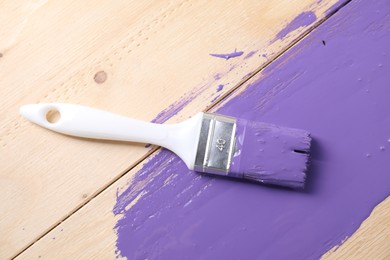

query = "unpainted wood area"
[1,0,387,259]
[322,197,390,260]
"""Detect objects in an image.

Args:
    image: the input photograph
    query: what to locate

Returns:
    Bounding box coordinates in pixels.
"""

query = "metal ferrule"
[194,113,236,175]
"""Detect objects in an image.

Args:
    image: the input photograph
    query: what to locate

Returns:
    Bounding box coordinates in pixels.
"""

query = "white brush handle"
[19,103,204,169]
[20,103,169,144]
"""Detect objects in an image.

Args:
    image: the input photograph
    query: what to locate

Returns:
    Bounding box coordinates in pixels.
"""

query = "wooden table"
[1,0,389,259]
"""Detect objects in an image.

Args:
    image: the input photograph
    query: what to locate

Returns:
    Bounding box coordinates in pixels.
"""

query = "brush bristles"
[230,119,312,189]
[243,132,311,189]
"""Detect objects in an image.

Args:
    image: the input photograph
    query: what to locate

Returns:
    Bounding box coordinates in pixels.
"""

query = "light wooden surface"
[15,71,390,259]
[0,0,387,259]
[322,197,390,260]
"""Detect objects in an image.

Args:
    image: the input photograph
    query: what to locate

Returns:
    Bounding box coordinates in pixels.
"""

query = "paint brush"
[20,103,311,189]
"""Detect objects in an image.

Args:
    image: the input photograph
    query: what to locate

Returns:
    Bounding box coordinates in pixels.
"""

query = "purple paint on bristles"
[230,119,310,189]
[210,49,244,60]
[114,0,390,259]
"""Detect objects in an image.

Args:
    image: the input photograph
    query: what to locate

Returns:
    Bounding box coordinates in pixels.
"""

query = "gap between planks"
[11,0,353,258]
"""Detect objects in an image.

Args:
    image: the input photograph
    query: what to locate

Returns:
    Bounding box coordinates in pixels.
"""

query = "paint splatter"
[272,11,317,42]
[216,84,224,92]
[210,49,244,60]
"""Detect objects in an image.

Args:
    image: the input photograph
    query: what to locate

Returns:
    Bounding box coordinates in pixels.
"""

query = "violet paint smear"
[114,0,390,259]
[209,50,244,60]
[244,50,257,59]
[150,83,210,124]
[272,11,316,42]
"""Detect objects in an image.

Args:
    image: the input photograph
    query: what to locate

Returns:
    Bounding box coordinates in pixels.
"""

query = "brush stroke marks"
[114,0,390,258]
[272,11,316,42]
[150,83,210,124]
[244,50,257,59]
[150,81,225,124]
[209,49,244,60]
[209,85,225,103]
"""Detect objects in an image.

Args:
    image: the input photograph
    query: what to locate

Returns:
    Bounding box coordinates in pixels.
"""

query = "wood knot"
[94,71,107,84]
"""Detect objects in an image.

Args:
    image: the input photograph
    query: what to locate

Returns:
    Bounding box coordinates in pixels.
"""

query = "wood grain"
[15,162,390,259]
[323,197,390,260]
[16,61,390,259]
[0,0,373,258]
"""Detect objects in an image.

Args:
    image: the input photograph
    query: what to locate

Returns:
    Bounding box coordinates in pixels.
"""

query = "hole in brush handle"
[46,109,61,124]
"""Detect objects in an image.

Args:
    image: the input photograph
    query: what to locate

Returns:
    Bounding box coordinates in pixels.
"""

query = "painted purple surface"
[230,118,311,189]
[272,11,316,42]
[325,0,352,16]
[210,50,244,60]
[114,0,390,259]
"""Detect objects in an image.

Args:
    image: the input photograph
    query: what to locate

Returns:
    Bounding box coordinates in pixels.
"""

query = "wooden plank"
[1,0,345,258]
[14,0,390,259]
[322,199,390,260]
[15,180,389,259]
